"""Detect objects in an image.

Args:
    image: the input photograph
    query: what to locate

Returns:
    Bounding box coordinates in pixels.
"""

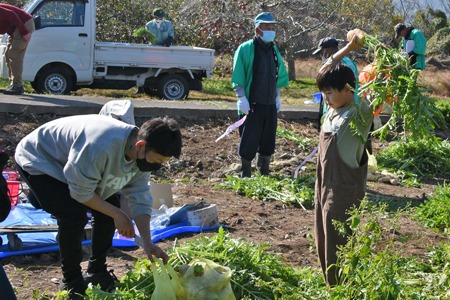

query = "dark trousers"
[17,166,120,282]
[238,104,277,161]
[0,263,16,300]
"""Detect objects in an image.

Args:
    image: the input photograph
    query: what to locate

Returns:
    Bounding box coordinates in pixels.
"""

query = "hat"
[394,23,406,38]
[153,8,167,18]
[254,12,278,28]
[312,37,339,55]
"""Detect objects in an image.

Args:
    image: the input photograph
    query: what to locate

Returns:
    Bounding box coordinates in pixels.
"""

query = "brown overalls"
[314,129,368,286]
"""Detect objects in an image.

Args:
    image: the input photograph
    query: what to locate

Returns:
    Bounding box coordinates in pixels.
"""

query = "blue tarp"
[0,203,223,259]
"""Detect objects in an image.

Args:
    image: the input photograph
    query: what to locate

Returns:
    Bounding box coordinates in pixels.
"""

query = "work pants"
[5,18,35,87]
[17,166,120,282]
[238,104,277,161]
[0,263,17,300]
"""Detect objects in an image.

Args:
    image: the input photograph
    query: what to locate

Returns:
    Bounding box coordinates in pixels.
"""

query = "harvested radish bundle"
[133,27,158,45]
[347,29,366,46]
[347,30,444,142]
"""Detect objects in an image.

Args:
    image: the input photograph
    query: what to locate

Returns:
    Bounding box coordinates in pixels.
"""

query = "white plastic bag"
[179,258,236,300]
[367,149,378,174]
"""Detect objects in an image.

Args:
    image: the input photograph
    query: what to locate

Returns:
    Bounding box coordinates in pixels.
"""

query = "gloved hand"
[238,97,250,114]
[276,97,281,112]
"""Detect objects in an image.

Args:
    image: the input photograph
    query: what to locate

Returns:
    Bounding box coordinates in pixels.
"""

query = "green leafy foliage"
[215,173,316,209]
[82,202,450,299]
[414,183,450,233]
[436,101,450,130]
[84,227,312,300]
[350,34,445,143]
[377,136,450,178]
[170,227,308,299]
[132,27,158,45]
[276,125,317,150]
[331,200,450,299]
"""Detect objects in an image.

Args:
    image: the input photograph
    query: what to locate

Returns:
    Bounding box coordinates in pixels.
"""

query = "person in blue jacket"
[145,8,174,47]
[231,12,289,178]
[394,23,427,70]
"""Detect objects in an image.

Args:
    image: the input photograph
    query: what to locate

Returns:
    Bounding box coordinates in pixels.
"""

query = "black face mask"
[136,158,161,172]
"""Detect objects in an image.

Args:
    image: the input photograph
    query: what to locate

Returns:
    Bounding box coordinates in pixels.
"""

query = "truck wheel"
[157,74,189,100]
[37,67,73,95]
[30,81,38,92]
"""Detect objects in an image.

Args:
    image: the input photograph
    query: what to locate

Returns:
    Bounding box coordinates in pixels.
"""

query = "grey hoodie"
[15,114,153,218]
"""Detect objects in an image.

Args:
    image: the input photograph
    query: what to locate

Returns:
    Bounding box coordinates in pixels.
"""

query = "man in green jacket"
[231,12,289,178]
[394,23,427,70]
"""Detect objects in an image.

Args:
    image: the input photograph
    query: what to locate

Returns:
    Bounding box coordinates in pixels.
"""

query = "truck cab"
[0,0,215,100]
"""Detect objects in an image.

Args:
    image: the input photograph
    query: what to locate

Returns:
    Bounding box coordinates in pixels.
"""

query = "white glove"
[276,97,281,112]
[238,97,250,114]
[405,40,415,53]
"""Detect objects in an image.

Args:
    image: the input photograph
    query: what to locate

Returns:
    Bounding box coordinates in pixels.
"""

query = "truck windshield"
[22,0,39,13]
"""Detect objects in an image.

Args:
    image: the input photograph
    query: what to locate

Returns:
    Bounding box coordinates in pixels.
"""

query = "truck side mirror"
[33,16,41,30]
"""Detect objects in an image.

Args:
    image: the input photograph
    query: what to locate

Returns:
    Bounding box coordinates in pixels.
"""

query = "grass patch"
[215,173,316,209]
[414,183,450,233]
[366,196,419,212]
[377,136,450,178]
[276,125,317,150]
[78,201,450,299]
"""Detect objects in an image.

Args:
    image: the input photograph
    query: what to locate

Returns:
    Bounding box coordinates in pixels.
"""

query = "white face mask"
[321,51,328,62]
[155,19,163,24]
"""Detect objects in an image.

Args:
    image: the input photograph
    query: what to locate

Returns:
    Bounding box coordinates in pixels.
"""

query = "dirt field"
[0,112,449,299]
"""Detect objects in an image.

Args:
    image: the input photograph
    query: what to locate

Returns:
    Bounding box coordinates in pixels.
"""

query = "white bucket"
[187,204,219,227]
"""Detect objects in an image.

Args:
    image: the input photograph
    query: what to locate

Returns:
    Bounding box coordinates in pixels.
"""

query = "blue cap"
[254,12,278,28]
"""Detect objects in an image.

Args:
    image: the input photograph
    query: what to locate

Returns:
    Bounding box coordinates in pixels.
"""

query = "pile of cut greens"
[133,27,158,45]
[351,34,444,142]
[215,173,316,209]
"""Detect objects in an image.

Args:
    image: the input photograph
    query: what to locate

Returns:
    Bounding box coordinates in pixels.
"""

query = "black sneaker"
[59,276,87,300]
[3,85,24,95]
[83,269,117,292]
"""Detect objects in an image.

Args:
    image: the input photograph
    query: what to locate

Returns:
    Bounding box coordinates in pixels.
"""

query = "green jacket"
[401,29,427,70]
[342,56,361,104]
[232,39,289,107]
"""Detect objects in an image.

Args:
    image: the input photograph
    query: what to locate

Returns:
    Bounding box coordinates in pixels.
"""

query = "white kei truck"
[0,0,215,99]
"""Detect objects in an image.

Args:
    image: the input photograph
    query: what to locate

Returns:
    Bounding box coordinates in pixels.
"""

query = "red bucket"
[2,170,22,206]
[2,169,18,181]
[7,181,22,206]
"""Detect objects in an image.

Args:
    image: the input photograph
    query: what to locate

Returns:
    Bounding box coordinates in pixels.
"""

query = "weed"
[377,136,450,178]
[215,173,315,209]
[276,125,316,150]
[414,182,450,233]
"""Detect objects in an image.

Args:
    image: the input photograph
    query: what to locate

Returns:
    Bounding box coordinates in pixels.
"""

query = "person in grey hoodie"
[15,114,182,299]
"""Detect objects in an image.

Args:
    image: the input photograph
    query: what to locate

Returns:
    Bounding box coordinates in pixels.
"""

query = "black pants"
[17,165,120,282]
[238,104,277,161]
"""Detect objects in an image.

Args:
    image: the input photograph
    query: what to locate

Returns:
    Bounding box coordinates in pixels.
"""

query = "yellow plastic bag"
[367,149,378,174]
[179,257,236,300]
[151,258,186,300]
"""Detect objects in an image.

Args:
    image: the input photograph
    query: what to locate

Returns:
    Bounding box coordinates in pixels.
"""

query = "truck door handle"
[79,33,88,37]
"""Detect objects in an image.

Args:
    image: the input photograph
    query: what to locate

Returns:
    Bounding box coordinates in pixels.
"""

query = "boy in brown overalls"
[314,36,374,285]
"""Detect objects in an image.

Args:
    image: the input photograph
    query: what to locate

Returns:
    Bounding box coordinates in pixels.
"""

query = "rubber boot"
[241,158,252,178]
[257,154,271,176]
